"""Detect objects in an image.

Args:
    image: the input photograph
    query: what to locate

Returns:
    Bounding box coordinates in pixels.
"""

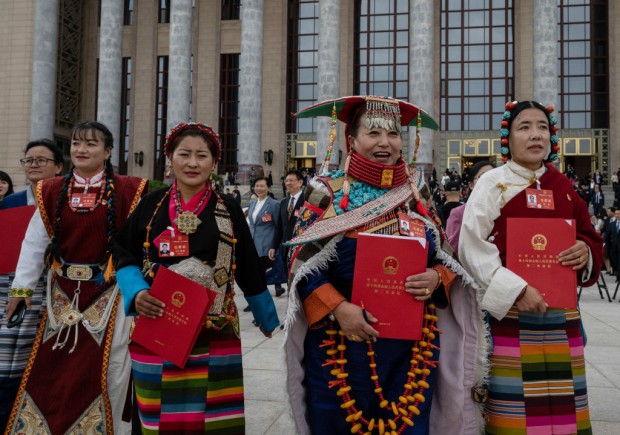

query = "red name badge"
[525,188,555,210]
[397,212,426,238]
[158,235,189,258]
[70,193,97,208]
[262,213,272,223]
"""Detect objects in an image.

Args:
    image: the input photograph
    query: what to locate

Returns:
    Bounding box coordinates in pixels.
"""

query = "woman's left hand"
[558,240,589,270]
[405,268,440,301]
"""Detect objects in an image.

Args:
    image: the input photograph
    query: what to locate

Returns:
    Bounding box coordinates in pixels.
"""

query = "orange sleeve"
[302,283,346,327]
[432,264,456,305]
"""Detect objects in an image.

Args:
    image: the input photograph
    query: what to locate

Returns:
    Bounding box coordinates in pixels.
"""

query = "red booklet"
[0,205,36,274]
[351,233,428,340]
[131,266,216,368]
[506,218,577,309]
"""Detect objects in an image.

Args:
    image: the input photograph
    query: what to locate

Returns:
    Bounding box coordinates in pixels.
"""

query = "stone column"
[408,0,435,176]
[237,0,264,184]
[533,0,559,109]
[30,0,59,140]
[315,0,341,173]
[97,0,124,167]
[167,0,193,130]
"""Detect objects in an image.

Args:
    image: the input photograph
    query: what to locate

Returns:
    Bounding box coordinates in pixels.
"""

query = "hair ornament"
[164,121,221,160]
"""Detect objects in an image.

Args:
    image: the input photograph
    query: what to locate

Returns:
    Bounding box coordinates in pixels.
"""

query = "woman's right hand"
[135,290,165,318]
[515,285,547,313]
[332,301,379,342]
[5,297,30,321]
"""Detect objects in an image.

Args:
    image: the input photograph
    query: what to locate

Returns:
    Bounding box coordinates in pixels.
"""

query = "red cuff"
[302,283,346,327]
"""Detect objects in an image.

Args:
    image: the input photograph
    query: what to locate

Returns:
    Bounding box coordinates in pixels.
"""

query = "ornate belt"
[55,262,112,281]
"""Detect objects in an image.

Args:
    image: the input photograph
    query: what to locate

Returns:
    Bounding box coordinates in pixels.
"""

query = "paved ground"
[236,277,620,435]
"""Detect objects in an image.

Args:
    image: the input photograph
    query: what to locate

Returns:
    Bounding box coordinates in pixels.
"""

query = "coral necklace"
[171,182,211,234]
[322,303,439,434]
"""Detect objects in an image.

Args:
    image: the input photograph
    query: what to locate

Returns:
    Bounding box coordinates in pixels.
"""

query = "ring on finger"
[349,334,359,340]
[424,288,430,296]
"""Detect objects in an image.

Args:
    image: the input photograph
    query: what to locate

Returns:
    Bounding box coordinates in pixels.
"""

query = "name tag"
[525,188,555,210]
[157,235,189,258]
[70,193,97,208]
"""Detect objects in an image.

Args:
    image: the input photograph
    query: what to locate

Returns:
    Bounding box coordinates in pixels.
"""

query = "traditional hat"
[164,121,221,161]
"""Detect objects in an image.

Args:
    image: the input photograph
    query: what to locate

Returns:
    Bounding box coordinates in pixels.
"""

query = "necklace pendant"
[175,211,202,234]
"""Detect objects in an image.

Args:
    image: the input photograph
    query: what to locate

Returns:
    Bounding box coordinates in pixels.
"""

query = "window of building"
[440,0,513,131]
[123,0,134,25]
[219,54,240,174]
[154,56,169,180]
[558,0,607,129]
[119,57,132,174]
[222,0,241,20]
[159,0,171,24]
[355,0,409,102]
[286,0,319,134]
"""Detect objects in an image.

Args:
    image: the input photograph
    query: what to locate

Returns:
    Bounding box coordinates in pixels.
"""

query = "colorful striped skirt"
[130,323,244,434]
[485,308,591,435]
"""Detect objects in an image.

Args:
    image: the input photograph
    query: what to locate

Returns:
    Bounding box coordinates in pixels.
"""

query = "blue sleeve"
[116,265,150,316]
[245,289,280,332]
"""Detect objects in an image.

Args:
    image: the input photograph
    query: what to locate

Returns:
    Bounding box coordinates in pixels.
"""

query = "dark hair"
[285,169,304,181]
[469,160,496,182]
[507,101,550,133]
[25,138,64,164]
[0,171,14,196]
[72,121,114,149]
[347,106,368,140]
[254,176,270,186]
[168,129,220,161]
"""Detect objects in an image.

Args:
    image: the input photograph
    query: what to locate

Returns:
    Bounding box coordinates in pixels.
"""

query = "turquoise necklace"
[329,170,389,215]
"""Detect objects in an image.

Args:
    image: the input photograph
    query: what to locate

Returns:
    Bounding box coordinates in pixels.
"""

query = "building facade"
[0,0,617,189]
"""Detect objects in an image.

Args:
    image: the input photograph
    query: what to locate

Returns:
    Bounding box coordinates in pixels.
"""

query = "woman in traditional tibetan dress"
[113,122,279,434]
[459,101,603,435]
[283,96,475,435]
[5,121,147,434]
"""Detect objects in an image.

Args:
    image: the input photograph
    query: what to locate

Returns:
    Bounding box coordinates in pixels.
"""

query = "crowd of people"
[0,96,605,435]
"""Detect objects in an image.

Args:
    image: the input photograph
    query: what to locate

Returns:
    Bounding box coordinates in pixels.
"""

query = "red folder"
[506,218,577,309]
[0,205,36,274]
[131,266,216,368]
[351,233,428,340]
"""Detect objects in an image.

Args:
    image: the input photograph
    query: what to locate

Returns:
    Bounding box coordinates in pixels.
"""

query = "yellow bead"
[326,329,338,335]
[340,399,355,409]
[330,369,341,376]
[428,303,436,309]
[326,349,338,356]
[408,405,421,415]
[412,347,420,352]
[336,358,348,364]
[391,402,398,416]
[414,368,422,375]
[336,373,349,379]
[379,400,388,408]
[399,396,408,404]
[338,344,347,351]
[410,381,418,389]
[337,386,351,396]
[206,320,213,328]
[338,330,347,336]
[378,418,385,435]
[422,351,434,358]
[351,423,362,433]
[374,387,382,393]
[146,226,152,231]
[404,383,412,390]
[418,380,430,389]
[421,368,431,376]
[416,354,424,361]
[367,351,375,356]
[427,332,436,340]
[370,375,378,381]
[345,413,356,423]
[388,418,397,430]
[406,395,415,403]
[419,341,428,347]
[231,264,237,270]
[368,419,376,430]
[422,327,430,334]
[402,416,414,426]
[232,238,238,244]
[354,410,363,420]
[143,242,151,248]
[369,363,377,368]
[424,314,432,320]
[414,393,426,402]
[407,371,416,378]
[399,407,408,416]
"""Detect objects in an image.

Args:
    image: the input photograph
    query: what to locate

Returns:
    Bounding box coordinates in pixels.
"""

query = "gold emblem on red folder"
[171,291,186,308]
[383,256,399,275]
[531,234,547,251]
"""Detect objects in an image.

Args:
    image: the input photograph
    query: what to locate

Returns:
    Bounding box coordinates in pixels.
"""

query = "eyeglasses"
[19,158,56,167]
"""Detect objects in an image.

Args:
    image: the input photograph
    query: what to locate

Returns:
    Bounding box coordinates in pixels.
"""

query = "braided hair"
[44,121,117,280]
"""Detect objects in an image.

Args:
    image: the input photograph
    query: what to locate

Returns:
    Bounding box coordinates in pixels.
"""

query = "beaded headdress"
[295,95,439,214]
[164,121,221,161]
[500,100,560,166]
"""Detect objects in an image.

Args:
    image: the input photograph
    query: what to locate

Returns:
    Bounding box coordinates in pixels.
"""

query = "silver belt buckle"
[66,265,93,281]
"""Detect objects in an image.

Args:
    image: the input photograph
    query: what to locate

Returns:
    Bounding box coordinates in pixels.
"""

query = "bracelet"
[9,288,33,298]
[431,267,442,290]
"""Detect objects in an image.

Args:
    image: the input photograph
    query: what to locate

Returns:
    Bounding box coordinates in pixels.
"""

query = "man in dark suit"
[591,184,605,218]
[602,207,616,274]
[269,169,304,295]
[608,208,620,282]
